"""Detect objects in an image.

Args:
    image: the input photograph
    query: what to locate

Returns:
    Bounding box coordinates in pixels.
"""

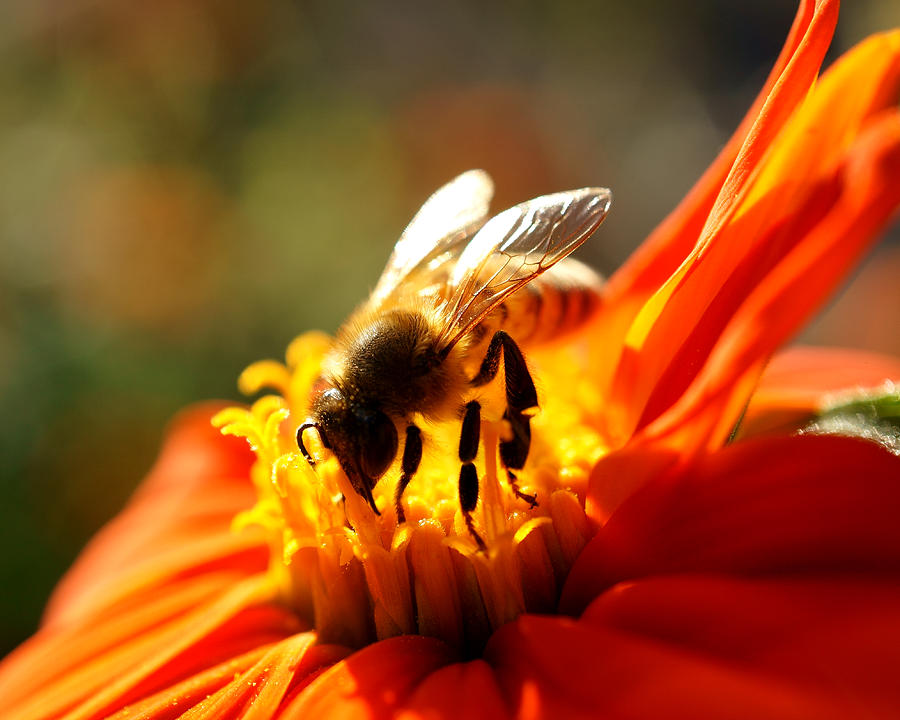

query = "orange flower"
[3,1,900,717]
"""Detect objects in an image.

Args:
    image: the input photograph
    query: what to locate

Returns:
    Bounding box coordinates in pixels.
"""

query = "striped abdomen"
[474,258,603,348]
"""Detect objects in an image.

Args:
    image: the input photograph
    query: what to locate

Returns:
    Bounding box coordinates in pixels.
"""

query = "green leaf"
[801,383,900,455]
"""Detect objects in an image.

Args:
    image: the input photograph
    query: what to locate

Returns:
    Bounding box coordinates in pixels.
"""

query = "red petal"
[573,434,900,613]
[278,636,455,720]
[397,661,511,720]
[740,346,900,438]
[486,613,846,719]
[583,574,900,716]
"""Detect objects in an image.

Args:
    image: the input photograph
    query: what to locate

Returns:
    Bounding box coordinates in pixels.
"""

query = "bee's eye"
[359,411,398,479]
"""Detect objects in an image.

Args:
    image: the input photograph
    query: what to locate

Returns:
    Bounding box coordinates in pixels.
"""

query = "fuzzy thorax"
[214,330,605,654]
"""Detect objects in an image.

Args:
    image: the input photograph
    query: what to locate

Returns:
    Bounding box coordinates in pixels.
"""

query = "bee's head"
[298,386,398,515]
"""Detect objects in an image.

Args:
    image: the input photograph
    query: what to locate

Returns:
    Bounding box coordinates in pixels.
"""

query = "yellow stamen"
[214,333,605,653]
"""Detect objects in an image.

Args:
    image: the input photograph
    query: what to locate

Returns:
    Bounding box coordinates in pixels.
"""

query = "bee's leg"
[394,425,423,524]
[458,400,485,550]
[500,410,538,508]
[471,331,538,507]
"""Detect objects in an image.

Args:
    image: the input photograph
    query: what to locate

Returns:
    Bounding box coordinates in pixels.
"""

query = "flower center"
[215,331,605,654]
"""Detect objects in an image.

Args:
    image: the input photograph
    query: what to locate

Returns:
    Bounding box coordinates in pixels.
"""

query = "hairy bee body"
[297,171,612,529]
[324,304,469,423]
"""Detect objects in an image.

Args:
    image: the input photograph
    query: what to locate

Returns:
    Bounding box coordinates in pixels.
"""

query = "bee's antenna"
[296,422,321,468]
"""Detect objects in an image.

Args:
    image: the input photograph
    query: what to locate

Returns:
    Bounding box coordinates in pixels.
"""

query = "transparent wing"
[436,187,612,350]
[369,170,495,308]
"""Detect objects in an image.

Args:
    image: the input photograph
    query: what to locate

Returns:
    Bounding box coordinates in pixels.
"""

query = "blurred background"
[1,0,898,655]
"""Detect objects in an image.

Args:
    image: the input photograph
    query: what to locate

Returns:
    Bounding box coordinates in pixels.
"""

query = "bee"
[297,170,611,547]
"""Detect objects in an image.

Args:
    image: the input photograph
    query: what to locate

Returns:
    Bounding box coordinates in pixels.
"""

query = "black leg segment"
[500,409,538,508]
[459,462,479,513]
[459,400,481,462]
[499,408,530,469]
[394,424,423,524]
[458,400,485,549]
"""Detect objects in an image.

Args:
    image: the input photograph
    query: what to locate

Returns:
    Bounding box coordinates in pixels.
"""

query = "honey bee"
[297,170,611,547]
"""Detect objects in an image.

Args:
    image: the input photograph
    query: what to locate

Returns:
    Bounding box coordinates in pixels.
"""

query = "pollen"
[214,331,605,653]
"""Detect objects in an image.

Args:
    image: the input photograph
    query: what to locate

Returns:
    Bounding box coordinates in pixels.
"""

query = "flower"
[3,1,900,717]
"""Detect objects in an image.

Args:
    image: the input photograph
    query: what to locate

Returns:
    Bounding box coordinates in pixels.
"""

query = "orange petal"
[278,636,455,720]
[739,346,900,438]
[645,109,900,453]
[0,403,301,720]
[102,633,348,720]
[486,613,845,719]
[596,0,838,426]
[606,29,900,443]
[397,661,511,720]
[1,577,300,720]
[582,575,900,717]
[102,645,272,720]
[573,434,900,613]
[174,633,348,720]
[603,0,835,306]
[43,402,260,628]
[2,574,250,708]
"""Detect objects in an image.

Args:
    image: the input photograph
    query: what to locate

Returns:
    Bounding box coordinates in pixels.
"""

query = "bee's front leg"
[394,425,422,524]
[471,331,538,508]
[458,400,486,549]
